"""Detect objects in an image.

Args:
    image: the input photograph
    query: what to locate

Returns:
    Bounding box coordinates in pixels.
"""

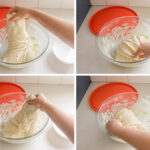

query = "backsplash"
[90,76,150,83]
[91,0,150,7]
[0,0,74,9]
[0,76,74,85]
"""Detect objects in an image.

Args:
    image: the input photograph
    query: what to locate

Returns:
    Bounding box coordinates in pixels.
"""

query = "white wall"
[90,76,150,83]
[0,76,74,85]
[0,0,74,9]
[91,0,150,7]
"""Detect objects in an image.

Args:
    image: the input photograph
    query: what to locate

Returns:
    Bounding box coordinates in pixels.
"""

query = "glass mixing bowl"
[0,92,49,143]
[97,92,150,143]
[97,16,150,67]
[0,19,49,69]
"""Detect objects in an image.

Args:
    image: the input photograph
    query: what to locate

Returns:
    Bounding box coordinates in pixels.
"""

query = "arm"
[106,120,150,150]
[9,6,74,48]
[28,93,74,143]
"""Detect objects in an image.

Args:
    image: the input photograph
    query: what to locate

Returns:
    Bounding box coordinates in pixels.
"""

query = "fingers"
[27,99,36,105]
[9,15,20,22]
[139,53,148,59]
[106,119,122,134]
[28,94,40,104]
[7,6,21,22]
[134,49,143,58]
[134,50,149,59]
[28,99,42,110]
[35,94,38,97]
[8,6,17,14]
[106,119,122,130]
[134,43,150,58]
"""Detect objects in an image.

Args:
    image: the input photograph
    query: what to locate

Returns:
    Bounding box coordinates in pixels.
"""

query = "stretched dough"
[3,13,39,63]
[1,95,40,138]
[115,35,149,62]
[114,108,147,131]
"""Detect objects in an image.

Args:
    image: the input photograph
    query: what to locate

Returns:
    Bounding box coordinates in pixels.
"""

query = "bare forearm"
[116,127,150,150]
[30,9,74,48]
[43,101,74,143]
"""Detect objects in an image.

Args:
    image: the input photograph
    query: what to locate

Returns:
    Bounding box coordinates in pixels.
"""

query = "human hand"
[28,93,50,111]
[8,6,32,22]
[106,119,123,136]
[134,42,150,58]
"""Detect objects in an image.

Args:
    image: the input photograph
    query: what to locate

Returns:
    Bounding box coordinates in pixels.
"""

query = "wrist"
[41,101,52,112]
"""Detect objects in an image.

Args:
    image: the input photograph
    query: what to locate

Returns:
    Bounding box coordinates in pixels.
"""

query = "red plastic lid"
[0,82,26,115]
[89,82,137,112]
[0,7,11,20]
[0,82,25,104]
[0,82,25,95]
[0,7,11,29]
[89,6,138,35]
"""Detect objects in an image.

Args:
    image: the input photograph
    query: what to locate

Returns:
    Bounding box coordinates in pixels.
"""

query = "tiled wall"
[0,76,74,85]
[90,76,150,83]
[91,0,150,7]
[0,0,74,9]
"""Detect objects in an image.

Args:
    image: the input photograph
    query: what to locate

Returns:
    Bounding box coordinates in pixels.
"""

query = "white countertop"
[0,83,74,150]
[77,6,150,74]
[77,82,150,150]
[0,8,74,74]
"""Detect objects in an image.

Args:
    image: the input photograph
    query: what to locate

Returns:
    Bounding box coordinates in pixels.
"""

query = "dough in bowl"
[1,95,40,138]
[3,13,39,63]
[114,108,147,131]
[115,35,149,62]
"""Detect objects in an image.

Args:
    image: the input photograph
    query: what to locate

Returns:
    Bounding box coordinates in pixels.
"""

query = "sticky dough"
[3,13,39,63]
[1,95,40,138]
[114,108,147,131]
[115,35,149,62]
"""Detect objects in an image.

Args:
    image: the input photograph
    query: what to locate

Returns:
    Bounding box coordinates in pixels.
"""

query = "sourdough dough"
[1,95,40,138]
[114,108,147,131]
[115,35,149,62]
[3,13,39,63]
